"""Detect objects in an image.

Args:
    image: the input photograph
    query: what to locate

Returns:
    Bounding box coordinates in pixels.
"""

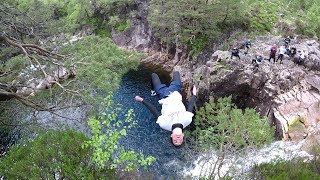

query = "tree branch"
[0,34,28,56]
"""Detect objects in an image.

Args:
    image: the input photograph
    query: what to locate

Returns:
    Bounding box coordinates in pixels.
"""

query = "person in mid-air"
[134,71,197,146]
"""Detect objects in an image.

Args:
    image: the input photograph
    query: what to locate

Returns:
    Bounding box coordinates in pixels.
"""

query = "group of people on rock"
[230,37,308,67]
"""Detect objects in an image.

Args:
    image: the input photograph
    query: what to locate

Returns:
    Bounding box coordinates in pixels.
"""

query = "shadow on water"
[113,64,187,179]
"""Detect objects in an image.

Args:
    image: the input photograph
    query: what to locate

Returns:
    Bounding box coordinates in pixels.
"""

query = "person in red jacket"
[268,44,277,63]
[134,71,197,146]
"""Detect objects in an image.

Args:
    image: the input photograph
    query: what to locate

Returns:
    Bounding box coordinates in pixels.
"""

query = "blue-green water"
[113,66,187,179]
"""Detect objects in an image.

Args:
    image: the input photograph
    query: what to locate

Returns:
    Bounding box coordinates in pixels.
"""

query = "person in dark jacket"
[288,47,297,57]
[284,37,291,49]
[245,40,252,54]
[134,71,197,146]
[231,47,240,60]
[252,54,263,68]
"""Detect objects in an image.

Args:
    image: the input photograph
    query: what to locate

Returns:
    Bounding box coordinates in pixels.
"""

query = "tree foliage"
[148,0,248,53]
[191,96,273,152]
[186,96,273,178]
[14,0,135,33]
[59,36,140,104]
[0,129,115,179]
[149,0,320,55]
[0,0,140,112]
[84,95,156,171]
[246,0,320,37]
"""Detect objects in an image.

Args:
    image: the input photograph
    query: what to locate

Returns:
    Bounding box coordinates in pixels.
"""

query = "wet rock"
[302,133,320,153]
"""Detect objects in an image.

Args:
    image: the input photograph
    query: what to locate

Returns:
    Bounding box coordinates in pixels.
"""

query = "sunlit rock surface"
[174,36,320,142]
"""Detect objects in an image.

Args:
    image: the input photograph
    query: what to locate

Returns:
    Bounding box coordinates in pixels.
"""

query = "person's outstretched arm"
[187,85,197,112]
[135,96,161,118]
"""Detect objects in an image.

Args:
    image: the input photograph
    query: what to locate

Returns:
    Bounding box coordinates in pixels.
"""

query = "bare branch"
[0,71,12,77]
[28,55,47,77]
[23,44,66,58]
[0,34,28,56]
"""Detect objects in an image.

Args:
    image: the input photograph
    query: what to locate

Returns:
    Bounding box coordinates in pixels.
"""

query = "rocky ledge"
[139,35,320,152]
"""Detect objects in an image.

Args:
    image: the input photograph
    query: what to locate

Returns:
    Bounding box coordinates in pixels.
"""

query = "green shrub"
[0,129,114,179]
[59,35,140,104]
[191,96,273,152]
[250,159,320,180]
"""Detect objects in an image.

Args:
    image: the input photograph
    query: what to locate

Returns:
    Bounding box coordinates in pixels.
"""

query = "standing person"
[245,40,252,55]
[268,44,277,63]
[284,36,291,49]
[289,47,297,57]
[231,47,240,60]
[134,71,197,146]
[298,50,307,65]
[277,46,286,64]
[252,54,263,68]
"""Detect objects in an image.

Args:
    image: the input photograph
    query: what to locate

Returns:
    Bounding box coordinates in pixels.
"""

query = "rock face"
[175,35,320,142]
[112,0,159,51]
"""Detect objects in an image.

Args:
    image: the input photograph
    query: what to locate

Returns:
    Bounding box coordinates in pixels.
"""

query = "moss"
[289,115,305,129]
[116,19,132,32]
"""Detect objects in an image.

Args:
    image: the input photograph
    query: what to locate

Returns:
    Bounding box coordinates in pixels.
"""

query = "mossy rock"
[288,116,307,140]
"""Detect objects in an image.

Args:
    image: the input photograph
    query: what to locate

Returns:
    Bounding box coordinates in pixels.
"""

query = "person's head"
[171,128,184,146]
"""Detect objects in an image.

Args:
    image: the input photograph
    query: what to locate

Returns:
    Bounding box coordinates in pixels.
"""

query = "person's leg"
[152,73,161,89]
[167,71,182,93]
[272,55,276,63]
[152,73,168,99]
[172,71,181,83]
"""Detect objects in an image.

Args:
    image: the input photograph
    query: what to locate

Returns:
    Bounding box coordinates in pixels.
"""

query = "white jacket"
[279,46,286,55]
[156,91,194,131]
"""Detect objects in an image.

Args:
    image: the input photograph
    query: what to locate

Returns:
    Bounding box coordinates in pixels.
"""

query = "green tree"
[0,129,115,179]
[148,0,247,54]
[188,96,273,178]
